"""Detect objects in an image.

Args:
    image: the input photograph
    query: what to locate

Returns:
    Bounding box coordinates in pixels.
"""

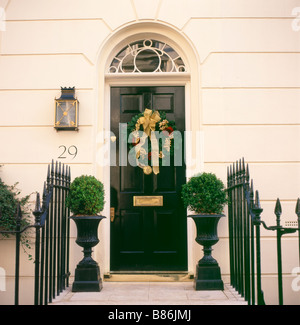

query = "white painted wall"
[0,0,299,304]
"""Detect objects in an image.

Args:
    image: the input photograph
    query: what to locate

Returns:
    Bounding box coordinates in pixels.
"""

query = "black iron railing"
[0,160,71,305]
[227,158,300,305]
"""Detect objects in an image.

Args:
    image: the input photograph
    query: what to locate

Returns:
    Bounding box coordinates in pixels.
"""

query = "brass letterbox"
[133,196,163,207]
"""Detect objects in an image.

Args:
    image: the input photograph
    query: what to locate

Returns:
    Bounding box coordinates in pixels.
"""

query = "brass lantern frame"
[54,87,79,131]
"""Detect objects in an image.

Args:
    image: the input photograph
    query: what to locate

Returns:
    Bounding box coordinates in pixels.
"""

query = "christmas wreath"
[127,108,176,175]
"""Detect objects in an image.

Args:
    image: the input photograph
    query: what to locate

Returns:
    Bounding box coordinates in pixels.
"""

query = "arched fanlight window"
[109,39,186,73]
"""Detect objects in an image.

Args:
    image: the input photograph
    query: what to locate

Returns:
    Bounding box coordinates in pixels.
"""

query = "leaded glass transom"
[109,39,186,73]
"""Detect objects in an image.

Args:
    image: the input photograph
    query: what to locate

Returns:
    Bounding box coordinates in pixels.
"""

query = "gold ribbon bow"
[135,109,161,175]
[136,108,161,136]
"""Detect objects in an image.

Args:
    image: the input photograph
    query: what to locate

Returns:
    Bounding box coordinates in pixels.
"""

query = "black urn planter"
[70,215,105,292]
[189,214,224,290]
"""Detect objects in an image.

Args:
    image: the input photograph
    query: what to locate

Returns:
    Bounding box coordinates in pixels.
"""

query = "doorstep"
[49,282,248,305]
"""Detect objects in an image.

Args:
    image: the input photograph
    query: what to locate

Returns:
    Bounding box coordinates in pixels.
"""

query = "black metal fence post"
[42,181,49,305]
[227,166,234,287]
[274,199,284,305]
[49,161,54,302]
[33,193,42,305]
[14,204,22,306]
[252,191,265,305]
[66,166,71,288]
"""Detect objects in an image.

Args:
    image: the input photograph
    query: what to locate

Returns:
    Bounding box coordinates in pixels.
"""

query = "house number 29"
[58,145,78,159]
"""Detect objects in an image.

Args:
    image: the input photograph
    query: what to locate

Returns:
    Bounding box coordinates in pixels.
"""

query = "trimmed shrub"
[181,173,227,215]
[66,175,105,216]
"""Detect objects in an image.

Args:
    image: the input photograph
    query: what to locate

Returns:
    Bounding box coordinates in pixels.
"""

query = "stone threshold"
[104,272,193,282]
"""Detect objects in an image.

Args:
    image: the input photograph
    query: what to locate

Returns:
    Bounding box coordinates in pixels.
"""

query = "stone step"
[49,282,248,305]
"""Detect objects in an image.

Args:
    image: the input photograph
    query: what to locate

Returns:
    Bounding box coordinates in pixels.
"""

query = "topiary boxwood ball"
[67,175,105,216]
[181,172,227,215]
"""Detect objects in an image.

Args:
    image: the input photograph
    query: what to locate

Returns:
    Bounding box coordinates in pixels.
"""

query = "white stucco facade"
[0,0,299,304]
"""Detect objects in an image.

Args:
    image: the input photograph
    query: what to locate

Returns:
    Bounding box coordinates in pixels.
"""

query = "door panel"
[119,210,144,251]
[153,166,176,192]
[110,86,187,271]
[120,165,143,192]
[152,94,174,111]
[121,94,143,113]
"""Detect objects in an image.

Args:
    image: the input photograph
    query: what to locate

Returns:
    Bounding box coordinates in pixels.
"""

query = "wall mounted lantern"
[54,87,79,131]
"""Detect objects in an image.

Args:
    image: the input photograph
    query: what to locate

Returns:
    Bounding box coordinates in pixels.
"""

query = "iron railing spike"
[43,181,47,197]
[255,190,261,208]
[228,165,232,186]
[66,165,68,182]
[275,198,282,217]
[240,159,245,181]
[51,159,54,175]
[34,192,42,213]
[233,164,237,184]
[61,164,65,185]
[42,182,47,211]
[237,159,241,181]
[47,164,50,179]
[64,164,67,185]
[250,179,254,193]
[16,203,22,220]
[295,198,300,217]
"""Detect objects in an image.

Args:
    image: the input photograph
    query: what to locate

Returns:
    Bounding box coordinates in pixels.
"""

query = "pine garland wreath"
[127,109,177,174]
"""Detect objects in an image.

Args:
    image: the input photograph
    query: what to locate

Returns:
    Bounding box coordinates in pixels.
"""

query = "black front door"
[110,86,187,271]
